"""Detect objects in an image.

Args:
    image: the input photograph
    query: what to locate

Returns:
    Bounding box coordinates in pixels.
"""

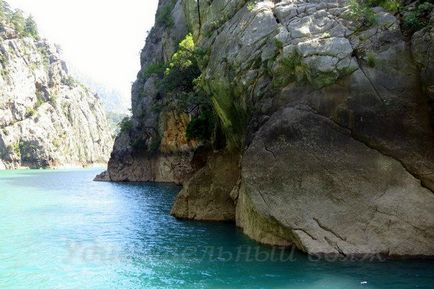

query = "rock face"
[101,0,197,183]
[171,152,240,221]
[0,8,112,169]
[239,106,434,256]
[105,0,434,257]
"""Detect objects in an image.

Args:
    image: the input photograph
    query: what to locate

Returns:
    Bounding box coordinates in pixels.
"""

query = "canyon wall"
[103,0,434,257]
[0,3,112,169]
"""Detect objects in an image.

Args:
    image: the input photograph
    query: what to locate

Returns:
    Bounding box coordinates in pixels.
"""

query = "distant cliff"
[100,0,434,257]
[0,1,112,169]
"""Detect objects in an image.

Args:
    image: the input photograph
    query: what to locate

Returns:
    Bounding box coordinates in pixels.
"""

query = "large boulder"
[238,107,434,256]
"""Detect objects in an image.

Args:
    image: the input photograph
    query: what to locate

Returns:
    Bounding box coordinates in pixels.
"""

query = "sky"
[7,0,159,110]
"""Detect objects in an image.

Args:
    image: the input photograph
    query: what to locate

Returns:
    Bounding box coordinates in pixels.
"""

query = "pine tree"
[10,9,25,36]
[25,15,39,39]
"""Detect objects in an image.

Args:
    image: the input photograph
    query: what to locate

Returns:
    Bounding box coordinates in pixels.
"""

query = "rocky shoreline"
[99,0,434,257]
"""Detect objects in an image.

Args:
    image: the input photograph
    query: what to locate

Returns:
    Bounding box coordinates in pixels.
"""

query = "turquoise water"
[0,169,433,289]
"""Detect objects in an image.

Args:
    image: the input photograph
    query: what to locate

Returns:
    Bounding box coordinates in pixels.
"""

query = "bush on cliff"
[119,117,133,133]
[24,16,39,39]
[153,34,217,144]
[0,1,40,39]
[402,1,433,34]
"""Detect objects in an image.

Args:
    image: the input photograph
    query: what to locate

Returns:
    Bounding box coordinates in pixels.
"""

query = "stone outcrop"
[104,0,434,257]
[239,106,434,256]
[0,8,112,169]
[171,152,240,221]
[99,0,197,183]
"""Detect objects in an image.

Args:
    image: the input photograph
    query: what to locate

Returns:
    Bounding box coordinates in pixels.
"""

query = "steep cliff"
[103,0,434,257]
[0,2,112,169]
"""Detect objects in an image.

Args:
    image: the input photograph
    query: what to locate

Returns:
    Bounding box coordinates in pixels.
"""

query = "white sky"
[8,0,159,108]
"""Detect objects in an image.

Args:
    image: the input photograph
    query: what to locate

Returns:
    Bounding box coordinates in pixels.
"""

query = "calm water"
[0,169,433,289]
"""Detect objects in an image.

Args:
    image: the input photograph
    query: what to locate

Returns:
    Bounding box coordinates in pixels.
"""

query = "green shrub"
[403,2,434,33]
[273,50,311,88]
[49,94,58,106]
[24,16,39,39]
[367,52,377,67]
[8,142,20,157]
[159,34,202,106]
[119,117,133,133]
[367,0,400,13]
[247,2,256,12]
[10,9,26,36]
[62,76,77,87]
[19,141,39,163]
[186,104,215,142]
[143,62,166,79]
[346,0,378,28]
[25,107,36,117]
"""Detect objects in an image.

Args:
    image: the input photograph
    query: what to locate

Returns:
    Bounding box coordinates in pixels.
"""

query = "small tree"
[10,9,26,36]
[25,16,39,39]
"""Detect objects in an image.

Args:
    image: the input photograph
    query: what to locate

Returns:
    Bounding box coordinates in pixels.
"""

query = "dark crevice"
[313,217,347,243]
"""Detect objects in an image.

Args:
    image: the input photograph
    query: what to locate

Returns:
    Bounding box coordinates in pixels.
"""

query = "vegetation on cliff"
[139,34,219,148]
[0,0,39,39]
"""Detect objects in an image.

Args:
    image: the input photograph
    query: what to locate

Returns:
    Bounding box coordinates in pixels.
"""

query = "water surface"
[0,169,433,289]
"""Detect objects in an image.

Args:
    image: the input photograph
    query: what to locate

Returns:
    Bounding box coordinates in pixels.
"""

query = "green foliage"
[186,100,215,142]
[273,50,311,88]
[62,76,77,87]
[38,47,50,68]
[143,62,166,79]
[210,90,247,151]
[0,2,40,39]
[402,1,434,33]
[367,0,401,12]
[24,16,39,39]
[49,94,58,106]
[346,0,378,28]
[247,2,257,12]
[119,117,133,133]
[165,34,196,75]
[25,107,36,117]
[274,39,284,50]
[156,3,174,28]
[159,34,202,103]
[10,9,26,36]
[19,141,39,163]
[367,51,377,67]
[106,111,128,134]
[8,142,20,157]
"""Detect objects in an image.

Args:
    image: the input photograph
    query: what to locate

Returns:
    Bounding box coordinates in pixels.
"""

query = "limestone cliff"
[0,3,112,169]
[103,0,434,257]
